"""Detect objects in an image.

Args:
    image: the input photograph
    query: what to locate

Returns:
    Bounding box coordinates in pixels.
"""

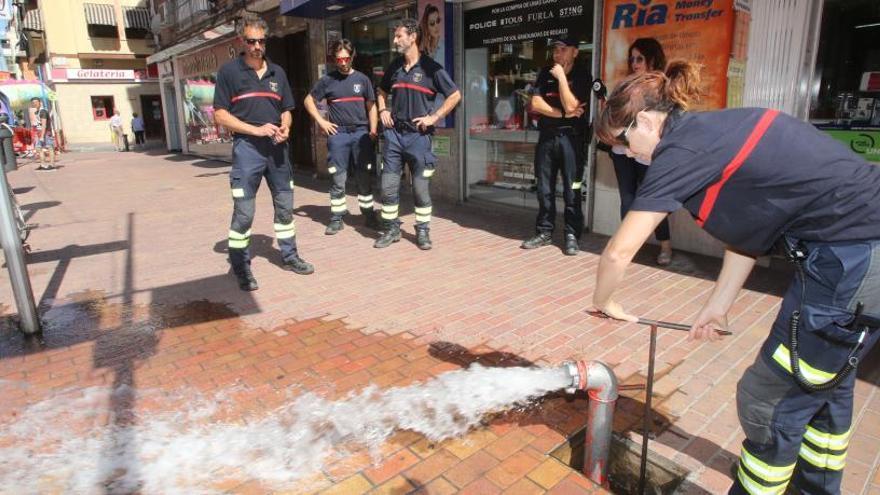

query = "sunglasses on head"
[245,38,267,46]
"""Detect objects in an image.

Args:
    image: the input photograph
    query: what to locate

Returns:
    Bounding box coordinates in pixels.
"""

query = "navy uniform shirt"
[631,108,880,255]
[213,56,295,127]
[533,63,591,131]
[309,70,375,127]
[379,55,458,124]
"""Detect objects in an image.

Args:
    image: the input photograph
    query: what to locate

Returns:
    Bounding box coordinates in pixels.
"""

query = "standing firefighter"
[304,39,380,235]
[214,15,314,291]
[520,37,591,256]
[591,62,879,495]
[374,18,460,250]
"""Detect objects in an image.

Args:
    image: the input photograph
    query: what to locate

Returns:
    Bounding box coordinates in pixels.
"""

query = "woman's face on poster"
[428,11,441,38]
[629,47,647,75]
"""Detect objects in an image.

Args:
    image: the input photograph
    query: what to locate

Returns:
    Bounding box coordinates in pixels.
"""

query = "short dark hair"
[238,13,269,37]
[629,38,666,73]
[329,39,356,58]
[30,97,41,103]
[393,18,420,39]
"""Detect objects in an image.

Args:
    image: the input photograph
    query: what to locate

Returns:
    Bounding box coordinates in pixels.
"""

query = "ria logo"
[612,0,668,29]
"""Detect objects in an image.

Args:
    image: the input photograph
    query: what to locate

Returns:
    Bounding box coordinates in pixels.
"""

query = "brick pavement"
[0,150,878,494]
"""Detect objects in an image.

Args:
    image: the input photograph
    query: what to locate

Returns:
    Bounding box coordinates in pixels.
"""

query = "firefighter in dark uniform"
[304,39,380,235]
[592,61,879,495]
[521,37,591,256]
[214,15,314,291]
[374,18,460,250]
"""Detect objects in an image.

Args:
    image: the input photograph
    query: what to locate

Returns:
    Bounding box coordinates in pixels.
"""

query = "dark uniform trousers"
[380,125,435,230]
[534,128,585,237]
[327,126,375,220]
[228,135,299,267]
[732,240,880,495]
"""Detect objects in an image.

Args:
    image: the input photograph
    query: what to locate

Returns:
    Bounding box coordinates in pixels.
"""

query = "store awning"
[123,7,151,29]
[22,9,43,31]
[280,0,381,19]
[83,3,117,26]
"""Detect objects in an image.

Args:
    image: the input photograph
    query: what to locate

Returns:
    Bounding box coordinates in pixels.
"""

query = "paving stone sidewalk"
[0,150,878,494]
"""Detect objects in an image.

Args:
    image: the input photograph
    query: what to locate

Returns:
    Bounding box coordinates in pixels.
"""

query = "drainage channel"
[551,429,689,494]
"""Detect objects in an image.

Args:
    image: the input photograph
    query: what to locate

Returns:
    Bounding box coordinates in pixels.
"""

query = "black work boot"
[363,210,380,230]
[374,223,401,248]
[416,229,432,250]
[325,219,344,235]
[283,256,315,275]
[232,264,258,291]
[563,233,579,256]
[521,232,552,250]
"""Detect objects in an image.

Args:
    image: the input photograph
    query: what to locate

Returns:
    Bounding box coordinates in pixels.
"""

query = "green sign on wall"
[823,130,880,163]
[432,136,451,157]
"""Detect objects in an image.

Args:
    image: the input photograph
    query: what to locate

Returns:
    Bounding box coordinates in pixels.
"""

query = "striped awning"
[123,7,150,29]
[83,3,117,26]
[22,9,43,31]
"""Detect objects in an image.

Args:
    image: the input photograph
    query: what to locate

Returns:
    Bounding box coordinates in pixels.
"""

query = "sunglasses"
[428,18,440,27]
[245,38,267,46]
[628,55,645,65]
[616,116,637,146]
[335,56,352,64]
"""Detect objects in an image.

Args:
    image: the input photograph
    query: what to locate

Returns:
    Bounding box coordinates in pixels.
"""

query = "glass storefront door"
[463,1,594,208]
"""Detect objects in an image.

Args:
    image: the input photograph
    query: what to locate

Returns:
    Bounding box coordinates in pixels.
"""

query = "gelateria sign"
[464,0,590,48]
[50,68,154,82]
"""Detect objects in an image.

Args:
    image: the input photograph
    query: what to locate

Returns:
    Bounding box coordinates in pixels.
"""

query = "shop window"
[810,0,880,163]
[91,95,114,120]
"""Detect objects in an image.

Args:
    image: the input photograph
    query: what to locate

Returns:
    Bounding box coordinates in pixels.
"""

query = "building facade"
[32,0,161,147]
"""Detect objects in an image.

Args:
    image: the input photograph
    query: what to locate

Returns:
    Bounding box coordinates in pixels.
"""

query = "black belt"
[393,121,425,133]
[337,124,368,133]
[540,126,584,136]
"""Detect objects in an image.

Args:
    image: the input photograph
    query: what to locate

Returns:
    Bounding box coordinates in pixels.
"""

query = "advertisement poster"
[418,0,455,127]
[464,0,590,49]
[602,0,736,110]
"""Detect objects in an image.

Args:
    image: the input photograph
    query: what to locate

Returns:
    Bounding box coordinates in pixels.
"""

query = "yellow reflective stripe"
[228,239,249,249]
[414,206,432,215]
[799,443,846,471]
[382,205,399,213]
[381,211,398,220]
[771,344,836,384]
[289,180,294,188]
[737,466,787,495]
[274,220,297,239]
[422,169,435,177]
[804,426,851,451]
[415,215,431,223]
[228,229,251,240]
[231,188,245,198]
[572,181,582,190]
[357,195,373,203]
[331,205,348,213]
[740,448,795,483]
[328,166,337,174]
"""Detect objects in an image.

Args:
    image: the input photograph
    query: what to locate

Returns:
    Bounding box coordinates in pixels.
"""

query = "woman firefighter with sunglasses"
[591,61,880,495]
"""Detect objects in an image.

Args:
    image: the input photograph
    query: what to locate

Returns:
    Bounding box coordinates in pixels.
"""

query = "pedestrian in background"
[31,97,56,170]
[610,38,674,266]
[110,110,125,151]
[131,112,146,148]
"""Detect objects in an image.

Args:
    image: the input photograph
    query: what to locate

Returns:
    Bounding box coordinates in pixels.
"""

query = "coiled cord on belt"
[788,250,868,392]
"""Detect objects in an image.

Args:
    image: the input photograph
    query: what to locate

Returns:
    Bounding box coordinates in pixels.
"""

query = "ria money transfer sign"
[602,0,736,110]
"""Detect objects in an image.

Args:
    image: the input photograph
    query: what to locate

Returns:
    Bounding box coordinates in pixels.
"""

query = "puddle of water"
[0,364,571,494]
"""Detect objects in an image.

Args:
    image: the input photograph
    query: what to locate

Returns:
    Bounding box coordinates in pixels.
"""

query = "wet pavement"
[0,150,878,494]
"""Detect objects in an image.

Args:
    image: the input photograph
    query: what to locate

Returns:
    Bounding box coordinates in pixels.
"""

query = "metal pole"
[637,324,658,494]
[0,148,39,334]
